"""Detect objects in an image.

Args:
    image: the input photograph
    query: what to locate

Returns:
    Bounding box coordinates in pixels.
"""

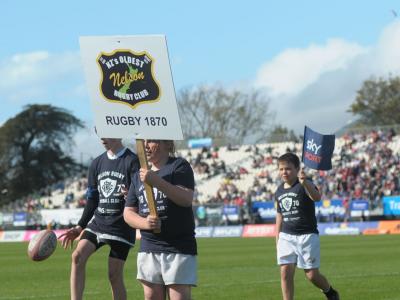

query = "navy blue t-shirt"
[86,148,139,245]
[126,157,197,255]
[275,179,319,235]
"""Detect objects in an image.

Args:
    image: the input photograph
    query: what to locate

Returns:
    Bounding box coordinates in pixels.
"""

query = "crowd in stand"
[1,176,88,213]
[186,146,226,178]
[189,129,400,212]
[317,129,400,209]
[1,129,399,225]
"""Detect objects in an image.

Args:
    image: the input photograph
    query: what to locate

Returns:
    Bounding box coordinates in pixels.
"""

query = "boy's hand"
[145,215,161,230]
[139,168,158,185]
[299,168,306,184]
[58,226,82,249]
[121,186,128,200]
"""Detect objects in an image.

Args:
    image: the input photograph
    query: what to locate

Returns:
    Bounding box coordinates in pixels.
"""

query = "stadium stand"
[182,129,400,209]
[1,128,399,229]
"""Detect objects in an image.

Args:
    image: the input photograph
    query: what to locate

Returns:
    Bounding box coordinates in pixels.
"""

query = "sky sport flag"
[302,126,335,170]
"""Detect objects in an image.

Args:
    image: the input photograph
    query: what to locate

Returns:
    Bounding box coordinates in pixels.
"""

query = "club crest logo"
[97,49,161,108]
[281,197,293,211]
[100,178,117,198]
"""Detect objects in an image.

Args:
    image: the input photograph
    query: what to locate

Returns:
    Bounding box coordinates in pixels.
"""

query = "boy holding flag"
[275,127,339,300]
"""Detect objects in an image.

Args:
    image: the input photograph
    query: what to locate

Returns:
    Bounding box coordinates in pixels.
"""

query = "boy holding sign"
[275,127,339,300]
[124,140,197,300]
[80,35,196,300]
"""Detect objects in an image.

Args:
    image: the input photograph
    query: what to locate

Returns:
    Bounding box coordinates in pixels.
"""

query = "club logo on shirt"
[100,178,117,198]
[97,49,161,108]
[138,185,167,215]
[281,197,293,211]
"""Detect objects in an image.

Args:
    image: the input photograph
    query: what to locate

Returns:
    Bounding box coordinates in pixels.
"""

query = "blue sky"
[1,0,400,157]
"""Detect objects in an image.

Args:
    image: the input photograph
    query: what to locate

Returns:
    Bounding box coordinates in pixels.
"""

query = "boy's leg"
[137,253,166,300]
[140,280,166,300]
[304,269,339,300]
[167,284,191,300]
[71,239,96,300]
[277,233,298,300]
[280,264,296,300]
[304,268,329,290]
[298,234,339,299]
[108,257,127,300]
[107,239,131,300]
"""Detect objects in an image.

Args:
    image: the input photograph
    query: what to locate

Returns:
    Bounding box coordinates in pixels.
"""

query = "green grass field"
[0,235,399,300]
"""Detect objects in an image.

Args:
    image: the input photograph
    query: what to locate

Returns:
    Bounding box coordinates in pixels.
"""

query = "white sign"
[80,35,183,140]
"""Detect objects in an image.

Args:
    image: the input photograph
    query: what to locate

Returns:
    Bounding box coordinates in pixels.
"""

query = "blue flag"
[302,126,335,170]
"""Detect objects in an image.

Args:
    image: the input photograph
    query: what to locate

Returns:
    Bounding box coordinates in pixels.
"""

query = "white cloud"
[255,39,367,96]
[254,20,400,134]
[371,20,400,73]
[72,83,90,98]
[0,50,91,129]
[71,124,102,163]
[7,51,49,83]
[0,51,83,103]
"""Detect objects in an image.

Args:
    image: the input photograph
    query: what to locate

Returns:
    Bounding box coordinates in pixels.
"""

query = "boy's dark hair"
[278,152,300,169]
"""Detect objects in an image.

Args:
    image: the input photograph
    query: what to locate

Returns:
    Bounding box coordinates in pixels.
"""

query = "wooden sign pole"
[136,139,160,233]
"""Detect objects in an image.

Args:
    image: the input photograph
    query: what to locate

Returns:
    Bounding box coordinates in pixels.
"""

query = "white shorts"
[137,252,197,286]
[277,232,320,269]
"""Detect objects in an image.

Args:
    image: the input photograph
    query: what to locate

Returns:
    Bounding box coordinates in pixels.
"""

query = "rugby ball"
[27,229,57,261]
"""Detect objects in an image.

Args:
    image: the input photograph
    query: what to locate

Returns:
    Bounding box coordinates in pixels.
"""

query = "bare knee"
[168,285,191,300]
[108,268,123,284]
[71,250,88,268]
[108,257,125,286]
[143,288,162,300]
[141,281,165,300]
[280,265,295,281]
[304,269,319,282]
[143,289,155,300]
[71,250,81,265]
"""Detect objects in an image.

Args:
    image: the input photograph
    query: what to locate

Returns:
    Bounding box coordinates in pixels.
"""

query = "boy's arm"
[123,207,161,230]
[140,168,194,208]
[298,169,321,201]
[275,212,282,245]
